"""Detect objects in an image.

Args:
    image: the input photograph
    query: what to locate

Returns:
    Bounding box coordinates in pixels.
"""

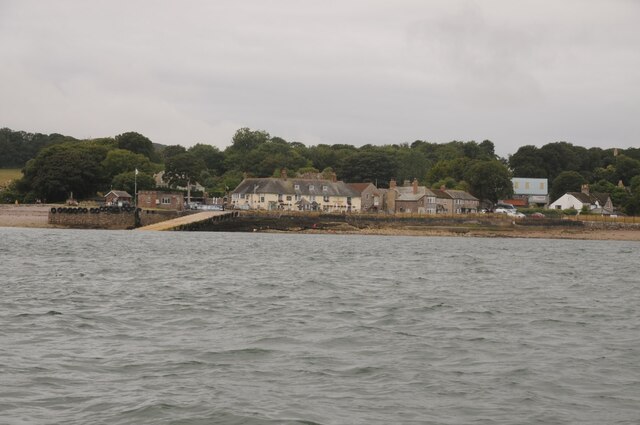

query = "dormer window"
[309,185,314,190]
[294,184,300,190]
[322,185,328,191]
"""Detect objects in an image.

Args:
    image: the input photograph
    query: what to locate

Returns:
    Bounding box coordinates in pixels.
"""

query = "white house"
[549,184,613,214]
[231,175,361,212]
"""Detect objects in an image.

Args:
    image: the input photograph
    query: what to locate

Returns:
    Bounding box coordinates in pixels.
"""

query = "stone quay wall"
[48,206,194,229]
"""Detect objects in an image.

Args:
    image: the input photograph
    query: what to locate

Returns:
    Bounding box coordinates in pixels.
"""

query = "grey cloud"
[1,0,639,157]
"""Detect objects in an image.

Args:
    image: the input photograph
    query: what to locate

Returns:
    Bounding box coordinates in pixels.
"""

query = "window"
[161,197,171,204]
[310,195,316,202]
[309,185,314,191]
[295,194,301,201]
[278,194,283,201]
[240,193,245,199]
[322,185,328,191]
[260,196,265,203]
[323,195,330,202]
[294,184,300,190]
[525,182,530,190]
[514,182,520,189]
[286,195,292,201]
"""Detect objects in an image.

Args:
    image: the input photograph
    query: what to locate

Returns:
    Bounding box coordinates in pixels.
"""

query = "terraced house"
[386,179,479,214]
[231,175,361,212]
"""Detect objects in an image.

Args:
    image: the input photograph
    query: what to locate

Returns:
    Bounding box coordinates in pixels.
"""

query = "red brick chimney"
[412,178,418,194]
[390,179,397,189]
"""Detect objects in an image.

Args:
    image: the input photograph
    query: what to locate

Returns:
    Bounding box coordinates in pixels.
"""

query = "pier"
[135,211,237,231]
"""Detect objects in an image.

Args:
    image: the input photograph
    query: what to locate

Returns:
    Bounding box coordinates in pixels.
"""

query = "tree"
[425,158,470,186]
[614,155,640,185]
[164,152,206,188]
[478,140,496,160]
[509,145,546,177]
[630,175,640,193]
[188,144,225,175]
[550,171,586,202]
[101,149,153,179]
[161,145,187,161]
[336,150,398,186]
[464,160,513,204]
[115,132,155,160]
[624,192,640,216]
[111,171,156,195]
[224,128,270,172]
[20,142,110,202]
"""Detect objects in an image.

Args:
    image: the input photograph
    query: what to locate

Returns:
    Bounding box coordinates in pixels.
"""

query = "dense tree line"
[2,126,640,213]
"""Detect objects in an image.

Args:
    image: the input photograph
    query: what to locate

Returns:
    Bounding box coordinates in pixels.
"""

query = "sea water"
[1,227,639,424]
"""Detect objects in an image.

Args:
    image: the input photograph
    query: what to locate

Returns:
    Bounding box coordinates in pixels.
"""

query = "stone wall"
[48,206,194,229]
[48,206,135,229]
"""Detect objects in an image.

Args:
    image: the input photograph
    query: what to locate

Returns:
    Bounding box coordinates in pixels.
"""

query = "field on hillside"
[0,169,22,187]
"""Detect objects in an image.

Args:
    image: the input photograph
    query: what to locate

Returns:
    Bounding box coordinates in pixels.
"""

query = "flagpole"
[134,168,138,208]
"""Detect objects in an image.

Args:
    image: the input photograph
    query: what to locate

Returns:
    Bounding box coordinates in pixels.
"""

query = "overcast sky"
[1,0,639,157]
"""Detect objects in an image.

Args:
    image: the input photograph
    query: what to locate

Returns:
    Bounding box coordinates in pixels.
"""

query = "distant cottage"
[231,172,361,212]
[549,184,613,215]
[386,179,479,214]
[104,190,132,206]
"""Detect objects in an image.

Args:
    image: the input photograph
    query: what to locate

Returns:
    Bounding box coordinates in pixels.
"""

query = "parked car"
[507,211,526,218]
[530,212,546,219]
[494,203,516,214]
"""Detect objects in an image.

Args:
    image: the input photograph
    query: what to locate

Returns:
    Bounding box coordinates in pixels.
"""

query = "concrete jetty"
[135,211,236,231]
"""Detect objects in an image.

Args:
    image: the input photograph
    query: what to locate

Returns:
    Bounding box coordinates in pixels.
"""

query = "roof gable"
[105,190,132,198]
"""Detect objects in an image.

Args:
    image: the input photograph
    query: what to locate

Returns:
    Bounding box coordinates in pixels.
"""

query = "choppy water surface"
[1,228,639,424]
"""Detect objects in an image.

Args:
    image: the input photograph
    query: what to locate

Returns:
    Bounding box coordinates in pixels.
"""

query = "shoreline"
[1,205,639,241]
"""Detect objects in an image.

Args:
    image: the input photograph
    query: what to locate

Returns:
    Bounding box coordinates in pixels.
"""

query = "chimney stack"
[281,168,287,180]
[390,179,397,189]
[412,178,418,194]
[581,184,590,195]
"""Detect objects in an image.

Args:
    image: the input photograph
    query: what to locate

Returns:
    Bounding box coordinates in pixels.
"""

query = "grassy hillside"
[0,169,22,187]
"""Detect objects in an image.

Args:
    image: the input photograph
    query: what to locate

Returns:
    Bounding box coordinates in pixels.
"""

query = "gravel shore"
[1,205,639,241]
[0,204,53,228]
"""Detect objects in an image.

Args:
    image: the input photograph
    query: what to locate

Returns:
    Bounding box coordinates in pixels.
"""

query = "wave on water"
[1,229,639,424]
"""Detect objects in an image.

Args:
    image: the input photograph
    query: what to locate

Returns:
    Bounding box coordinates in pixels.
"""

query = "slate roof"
[567,192,610,206]
[392,186,431,201]
[445,189,479,201]
[233,178,360,197]
[430,189,452,200]
[105,190,132,198]
[347,182,376,193]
